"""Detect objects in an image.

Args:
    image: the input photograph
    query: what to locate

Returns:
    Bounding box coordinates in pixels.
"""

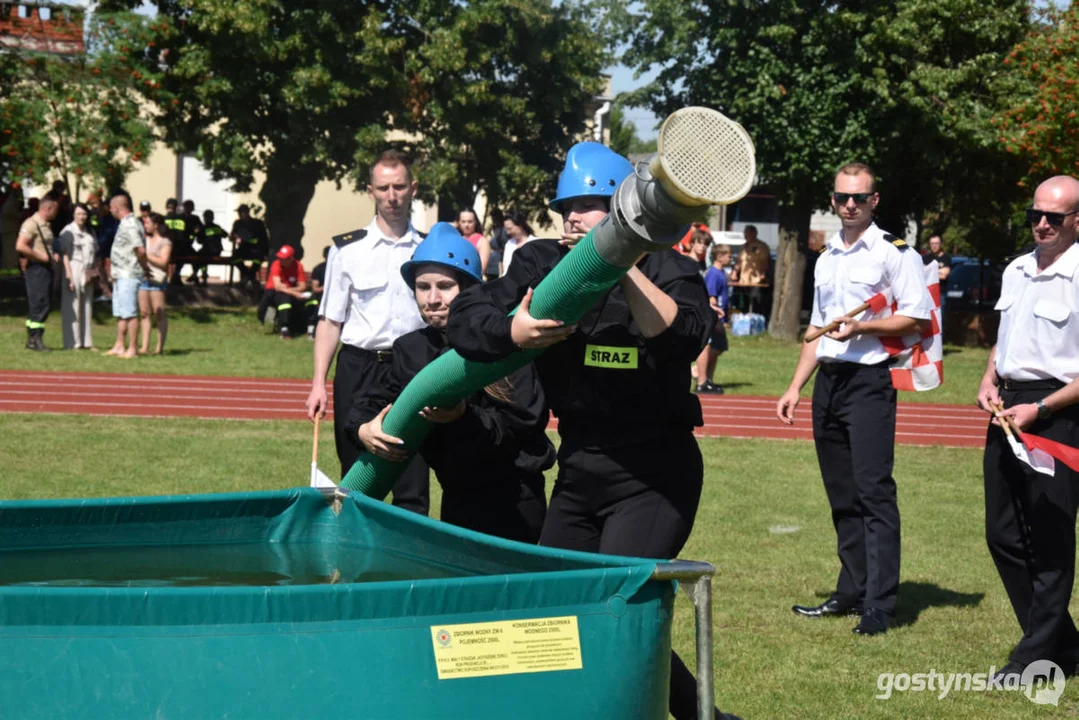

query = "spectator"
[58,203,99,350]
[731,224,770,285]
[696,244,732,394]
[15,191,60,351]
[687,225,712,274]
[138,200,152,221]
[309,245,329,316]
[500,210,535,277]
[457,207,492,276]
[94,195,119,301]
[485,208,507,282]
[48,180,72,236]
[164,198,193,284]
[181,200,204,283]
[922,233,952,298]
[138,212,172,355]
[192,209,226,284]
[266,244,313,340]
[231,204,269,289]
[105,192,146,359]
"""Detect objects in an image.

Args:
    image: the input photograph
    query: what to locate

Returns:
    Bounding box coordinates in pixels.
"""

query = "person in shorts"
[696,243,731,393]
[138,212,172,355]
[106,192,147,359]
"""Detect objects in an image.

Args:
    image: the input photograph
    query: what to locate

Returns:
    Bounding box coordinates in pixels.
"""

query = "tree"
[398,0,610,226]
[614,0,1027,339]
[104,0,610,244]
[608,103,657,158]
[994,4,1079,188]
[0,11,159,199]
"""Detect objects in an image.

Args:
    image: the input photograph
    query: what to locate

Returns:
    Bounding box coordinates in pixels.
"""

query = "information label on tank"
[430,616,583,680]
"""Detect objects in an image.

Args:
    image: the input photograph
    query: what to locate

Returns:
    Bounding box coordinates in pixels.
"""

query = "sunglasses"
[1026,208,1078,227]
[832,192,874,205]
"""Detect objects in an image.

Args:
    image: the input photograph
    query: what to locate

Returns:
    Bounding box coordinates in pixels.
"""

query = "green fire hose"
[339,229,629,498]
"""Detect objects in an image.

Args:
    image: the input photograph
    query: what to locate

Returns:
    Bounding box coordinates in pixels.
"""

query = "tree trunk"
[259,152,322,261]
[768,201,812,341]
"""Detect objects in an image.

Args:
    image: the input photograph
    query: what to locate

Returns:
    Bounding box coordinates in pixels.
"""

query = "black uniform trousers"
[812,360,900,614]
[985,381,1079,666]
[539,432,705,720]
[24,263,52,330]
[333,344,429,515]
[273,292,317,335]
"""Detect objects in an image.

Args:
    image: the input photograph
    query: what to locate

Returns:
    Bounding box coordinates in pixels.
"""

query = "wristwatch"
[1035,400,1051,420]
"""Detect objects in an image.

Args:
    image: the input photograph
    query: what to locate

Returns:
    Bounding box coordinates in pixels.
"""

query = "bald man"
[977,175,1079,682]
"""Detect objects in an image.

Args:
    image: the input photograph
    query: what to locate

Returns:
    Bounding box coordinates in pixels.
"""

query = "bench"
[169,255,267,286]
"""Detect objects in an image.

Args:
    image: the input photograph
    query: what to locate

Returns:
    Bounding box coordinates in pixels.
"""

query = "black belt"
[818,359,892,375]
[999,377,1066,392]
[342,344,394,363]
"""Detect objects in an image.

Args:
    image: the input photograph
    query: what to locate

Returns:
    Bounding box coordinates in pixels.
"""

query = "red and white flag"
[881,261,943,391]
[1018,431,1079,473]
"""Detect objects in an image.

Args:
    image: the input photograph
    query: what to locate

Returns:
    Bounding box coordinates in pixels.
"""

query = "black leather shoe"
[991,660,1025,686]
[792,597,863,618]
[852,607,890,636]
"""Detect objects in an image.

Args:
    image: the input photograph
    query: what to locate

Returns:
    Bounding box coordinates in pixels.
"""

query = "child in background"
[696,243,731,393]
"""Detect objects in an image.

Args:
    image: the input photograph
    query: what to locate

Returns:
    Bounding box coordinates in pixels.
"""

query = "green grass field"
[3,295,1067,718]
[1,414,1074,718]
[0,298,992,406]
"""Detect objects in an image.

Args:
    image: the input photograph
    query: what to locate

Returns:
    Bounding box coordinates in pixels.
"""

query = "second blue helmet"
[400,222,483,289]
[549,142,635,214]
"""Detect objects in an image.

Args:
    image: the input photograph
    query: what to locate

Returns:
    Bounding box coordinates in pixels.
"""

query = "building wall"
[123,142,439,274]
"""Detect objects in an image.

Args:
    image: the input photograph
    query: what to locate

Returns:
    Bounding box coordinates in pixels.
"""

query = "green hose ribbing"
[340,230,630,498]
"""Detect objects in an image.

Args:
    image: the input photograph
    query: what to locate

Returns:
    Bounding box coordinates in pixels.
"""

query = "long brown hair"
[483,377,514,404]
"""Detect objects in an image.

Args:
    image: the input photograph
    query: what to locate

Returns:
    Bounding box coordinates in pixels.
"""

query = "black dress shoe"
[852,607,890,636]
[792,597,863,618]
[991,660,1026,686]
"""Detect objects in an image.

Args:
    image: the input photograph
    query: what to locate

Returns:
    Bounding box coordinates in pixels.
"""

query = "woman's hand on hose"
[358,404,408,462]
[420,401,466,424]
[510,287,575,349]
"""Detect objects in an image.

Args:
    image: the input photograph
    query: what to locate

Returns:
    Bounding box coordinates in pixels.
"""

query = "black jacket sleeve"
[426,362,555,476]
[343,331,435,449]
[639,251,712,362]
[447,240,562,363]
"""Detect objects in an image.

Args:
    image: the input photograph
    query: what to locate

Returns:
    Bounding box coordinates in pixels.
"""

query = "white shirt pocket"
[1031,299,1071,325]
[994,295,1016,312]
[849,266,882,286]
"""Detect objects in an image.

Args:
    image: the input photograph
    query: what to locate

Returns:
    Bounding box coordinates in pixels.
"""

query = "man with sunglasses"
[776,162,934,636]
[976,175,1079,682]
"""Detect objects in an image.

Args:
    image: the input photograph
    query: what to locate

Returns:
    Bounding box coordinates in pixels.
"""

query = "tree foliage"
[994,4,1079,187]
[608,103,656,158]
[0,11,159,199]
[102,0,610,242]
[613,0,1028,338]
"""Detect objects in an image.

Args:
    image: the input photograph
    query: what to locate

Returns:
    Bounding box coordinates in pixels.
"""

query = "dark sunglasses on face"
[833,192,874,205]
[1026,208,1078,227]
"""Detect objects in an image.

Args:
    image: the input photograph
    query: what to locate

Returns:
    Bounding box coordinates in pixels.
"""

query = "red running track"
[0,370,989,449]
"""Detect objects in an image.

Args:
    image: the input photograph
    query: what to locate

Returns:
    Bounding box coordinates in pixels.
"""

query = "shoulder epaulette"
[817,243,827,255]
[883,233,909,251]
[333,228,367,248]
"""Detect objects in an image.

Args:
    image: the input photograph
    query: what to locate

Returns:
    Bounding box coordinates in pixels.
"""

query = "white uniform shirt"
[994,242,1079,383]
[811,222,934,365]
[319,219,425,350]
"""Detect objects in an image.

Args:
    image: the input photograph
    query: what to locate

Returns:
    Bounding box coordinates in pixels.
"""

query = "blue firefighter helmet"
[400,222,483,289]
[549,142,635,214]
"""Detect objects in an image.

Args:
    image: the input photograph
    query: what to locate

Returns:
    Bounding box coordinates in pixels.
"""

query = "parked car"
[942,259,1003,313]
